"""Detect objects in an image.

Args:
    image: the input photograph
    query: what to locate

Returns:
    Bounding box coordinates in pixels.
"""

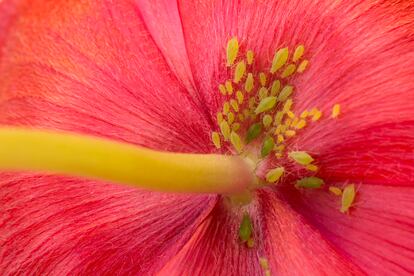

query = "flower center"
[211,38,357,248]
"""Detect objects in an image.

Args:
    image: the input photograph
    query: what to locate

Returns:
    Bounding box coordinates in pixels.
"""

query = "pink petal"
[134,0,196,95]
[284,184,414,274]
[158,198,263,275]
[259,190,364,275]
[0,173,216,275]
[0,0,212,153]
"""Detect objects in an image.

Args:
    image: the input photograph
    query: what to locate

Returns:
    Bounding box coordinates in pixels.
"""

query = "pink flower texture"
[1,0,414,275]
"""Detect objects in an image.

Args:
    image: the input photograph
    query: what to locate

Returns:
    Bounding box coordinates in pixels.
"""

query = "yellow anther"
[341,184,356,213]
[245,73,254,93]
[248,98,256,109]
[283,99,293,113]
[255,96,277,114]
[295,119,307,129]
[312,110,322,121]
[236,90,244,104]
[289,151,314,165]
[275,152,283,158]
[226,37,239,66]
[232,123,241,131]
[270,80,281,96]
[219,84,226,95]
[329,186,342,196]
[223,102,230,114]
[297,59,309,73]
[277,134,284,144]
[270,47,289,73]
[227,112,235,125]
[278,85,293,102]
[259,72,267,86]
[219,120,231,140]
[225,80,233,95]
[281,64,296,78]
[274,125,282,135]
[280,125,288,133]
[246,50,254,65]
[263,115,273,128]
[274,111,284,125]
[332,104,341,118]
[274,144,285,152]
[300,110,309,118]
[211,131,221,149]
[293,45,305,62]
[265,167,284,183]
[291,117,299,128]
[287,111,295,119]
[306,164,318,172]
[258,87,269,100]
[230,131,244,153]
[230,99,239,112]
[285,130,296,137]
[234,61,246,83]
[217,112,223,124]
[284,118,292,127]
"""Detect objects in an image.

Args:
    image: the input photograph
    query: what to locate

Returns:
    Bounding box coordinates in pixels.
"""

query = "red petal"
[158,198,263,275]
[135,0,196,95]
[259,190,364,275]
[0,0,212,153]
[316,121,414,186]
[284,184,414,274]
[0,173,216,275]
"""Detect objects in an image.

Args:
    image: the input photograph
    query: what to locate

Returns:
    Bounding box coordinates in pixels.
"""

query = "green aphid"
[246,123,262,143]
[239,213,253,243]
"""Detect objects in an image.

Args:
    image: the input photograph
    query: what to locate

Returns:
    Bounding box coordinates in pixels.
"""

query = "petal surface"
[0,173,216,275]
[0,0,212,153]
[285,184,414,275]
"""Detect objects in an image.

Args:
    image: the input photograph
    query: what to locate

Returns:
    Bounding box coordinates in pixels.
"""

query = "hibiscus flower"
[1,0,413,275]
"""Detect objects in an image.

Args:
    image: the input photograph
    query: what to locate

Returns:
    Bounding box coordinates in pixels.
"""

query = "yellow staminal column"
[0,128,255,194]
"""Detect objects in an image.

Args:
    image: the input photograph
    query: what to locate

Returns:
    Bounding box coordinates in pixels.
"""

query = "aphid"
[219,120,230,140]
[230,131,243,153]
[263,115,273,128]
[236,90,244,104]
[246,123,262,143]
[341,184,356,213]
[255,96,277,114]
[227,37,239,66]
[278,85,293,102]
[293,45,305,62]
[219,84,226,95]
[281,64,296,78]
[270,47,288,73]
[265,167,285,183]
[225,80,233,94]
[245,73,254,93]
[234,61,246,83]
[211,132,221,149]
[296,177,324,188]
[261,137,274,157]
[289,151,314,165]
[297,59,309,73]
[239,213,253,243]
[271,80,281,96]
